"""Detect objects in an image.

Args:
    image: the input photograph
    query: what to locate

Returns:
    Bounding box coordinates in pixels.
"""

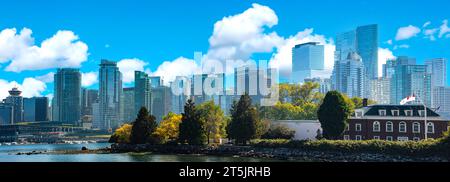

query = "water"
[0,143,281,162]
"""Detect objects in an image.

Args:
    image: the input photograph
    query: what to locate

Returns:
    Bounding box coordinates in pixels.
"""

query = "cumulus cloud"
[424,28,439,41]
[423,21,431,28]
[35,72,55,83]
[149,57,201,84]
[385,39,393,45]
[117,58,148,84]
[394,44,410,50]
[206,3,283,61]
[0,28,88,72]
[439,19,450,38]
[395,25,421,41]
[81,71,98,87]
[378,47,396,77]
[0,78,47,100]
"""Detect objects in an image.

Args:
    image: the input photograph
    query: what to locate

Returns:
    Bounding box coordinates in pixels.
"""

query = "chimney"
[362,98,368,107]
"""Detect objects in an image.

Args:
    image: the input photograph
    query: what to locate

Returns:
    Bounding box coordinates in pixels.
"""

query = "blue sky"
[0,0,449,99]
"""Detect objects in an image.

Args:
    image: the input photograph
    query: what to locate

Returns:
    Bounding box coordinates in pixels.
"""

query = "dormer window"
[392,110,399,116]
[405,110,413,117]
[355,111,363,118]
[418,110,426,117]
[379,110,386,116]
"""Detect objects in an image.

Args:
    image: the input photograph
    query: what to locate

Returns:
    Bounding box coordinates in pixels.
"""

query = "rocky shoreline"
[108,143,449,162]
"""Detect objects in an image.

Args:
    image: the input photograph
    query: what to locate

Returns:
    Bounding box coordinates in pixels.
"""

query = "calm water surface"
[0,143,282,162]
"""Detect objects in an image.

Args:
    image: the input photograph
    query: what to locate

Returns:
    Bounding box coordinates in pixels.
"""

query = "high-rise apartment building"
[369,78,390,104]
[332,52,366,98]
[0,103,14,125]
[122,87,135,122]
[425,58,447,88]
[134,71,151,115]
[81,88,98,117]
[53,68,81,124]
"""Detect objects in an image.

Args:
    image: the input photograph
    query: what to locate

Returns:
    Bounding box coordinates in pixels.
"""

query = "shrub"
[261,124,295,139]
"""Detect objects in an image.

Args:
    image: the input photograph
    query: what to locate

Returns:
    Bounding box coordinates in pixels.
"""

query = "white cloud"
[385,39,393,45]
[149,57,201,84]
[0,28,88,72]
[268,28,335,78]
[378,47,396,77]
[395,25,421,41]
[439,19,450,38]
[424,28,439,41]
[35,72,55,83]
[81,71,98,87]
[393,44,410,50]
[206,3,283,61]
[423,21,431,28]
[0,78,47,100]
[117,58,147,84]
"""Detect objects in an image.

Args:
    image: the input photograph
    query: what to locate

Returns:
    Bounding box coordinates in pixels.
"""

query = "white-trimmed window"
[355,135,362,140]
[405,110,413,116]
[386,136,393,141]
[413,137,420,141]
[413,122,420,133]
[397,137,409,141]
[379,110,386,116]
[399,121,407,133]
[392,110,400,116]
[373,136,380,140]
[427,122,435,134]
[355,123,362,132]
[343,135,350,140]
[373,121,380,132]
[418,110,426,117]
[386,121,393,132]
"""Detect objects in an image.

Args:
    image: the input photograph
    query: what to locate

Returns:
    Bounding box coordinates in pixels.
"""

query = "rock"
[81,146,88,151]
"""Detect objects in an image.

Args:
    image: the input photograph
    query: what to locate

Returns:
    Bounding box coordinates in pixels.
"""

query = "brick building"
[344,104,449,141]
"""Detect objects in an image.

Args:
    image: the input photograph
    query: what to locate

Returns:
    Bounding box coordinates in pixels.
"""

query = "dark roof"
[363,105,440,117]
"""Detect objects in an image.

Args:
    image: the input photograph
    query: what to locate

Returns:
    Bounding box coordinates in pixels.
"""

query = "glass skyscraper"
[291,42,325,84]
[24,97,49,122]
[425,58,447,88]
[122,87,135,122]
[332,52,365,98]
[95,60,122,131]
[0,103,14,125]
[134,71,151,115]
[356,24,378,79]
[53,68,81,124]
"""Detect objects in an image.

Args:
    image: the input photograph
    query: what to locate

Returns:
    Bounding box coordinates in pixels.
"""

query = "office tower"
[171,76,190,114]
[425,58,447,88]
[53,68,81,124]
[134,71,151,115]
[23,97,49,122]
[0,103,14,125]
[356,24,378,79]
[151,86,172,123]
[95,60,122,130]
[369,78,390,104]
[234,67,274,105]
[291,42,326,84]
[304,77,332,94]
[390,59,431,106]
[81,88,99,117]
[122,87,135,122]
[332,52,365,98]
[150,76,162,88]
[4,87,23,123]
[432,86,450,119]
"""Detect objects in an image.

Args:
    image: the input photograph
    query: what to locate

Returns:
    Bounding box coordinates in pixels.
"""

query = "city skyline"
[0,1,450,101]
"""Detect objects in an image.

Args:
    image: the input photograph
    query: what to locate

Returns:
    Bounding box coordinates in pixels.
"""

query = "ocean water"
[0,143,281,162]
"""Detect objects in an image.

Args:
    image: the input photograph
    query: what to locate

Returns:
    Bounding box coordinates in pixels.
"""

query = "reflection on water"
[0,143,280,162]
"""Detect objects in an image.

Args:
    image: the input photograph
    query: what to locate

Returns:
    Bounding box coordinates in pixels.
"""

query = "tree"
[261,124,295,139]
[350,97,376,109]
[130,107,158,144]
[227,93,262,145]
[290,82,322,106]
[197,100,227,144]
[154,112,182,144]
[178,99,205,145]
[109,124,132,143]
[317,91,352,140]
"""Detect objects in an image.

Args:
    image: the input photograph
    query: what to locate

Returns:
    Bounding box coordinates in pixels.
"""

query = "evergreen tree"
[317,91,351,140]
[130,107,158,144]
[178,99,205,145]
[227,93,261,145]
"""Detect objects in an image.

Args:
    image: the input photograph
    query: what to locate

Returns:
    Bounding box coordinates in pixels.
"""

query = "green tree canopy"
[227,93,262,145]
[317,91,352,140]
[178,99,205,145]
[197,100,227,144]
[130,107,158,144]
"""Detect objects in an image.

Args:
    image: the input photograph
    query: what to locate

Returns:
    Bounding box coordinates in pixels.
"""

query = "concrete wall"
[271,120,322,140]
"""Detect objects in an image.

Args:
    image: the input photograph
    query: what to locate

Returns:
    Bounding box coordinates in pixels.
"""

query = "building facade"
[390,62,431,106]
[23,97,49,122]
[369,77,390,104]
[134,71,151,115]
[151,86,172,123]
[81,88,98,117]
[344,105,449,141]
[425,58,447,89]
[0,103,14,125]
[4,87,23,123]
[95,60,122,130]
[291,42,325,84]
[332,52,366,98]
[432,86,450,119]
[53,68,81,124]
[122,87,135,122]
